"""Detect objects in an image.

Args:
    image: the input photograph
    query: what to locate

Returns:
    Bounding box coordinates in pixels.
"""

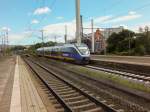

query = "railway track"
[23,57,122,112]
[86,65,150,83]
[91,59,150,77]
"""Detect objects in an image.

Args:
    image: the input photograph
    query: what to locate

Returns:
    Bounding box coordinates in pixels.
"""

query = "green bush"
[134,45,146,56]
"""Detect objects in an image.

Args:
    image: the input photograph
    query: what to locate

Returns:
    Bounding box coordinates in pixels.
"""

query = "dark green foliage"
[107,30,135,54]
[134,45,146,55]
[28,41,57,54]
[135,32,150,55]
[9,45,26,55]
[107,29,150,55]
[29,41,56,50]
[11,45,26,51]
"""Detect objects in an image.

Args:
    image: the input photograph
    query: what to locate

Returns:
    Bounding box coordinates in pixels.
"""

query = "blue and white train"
[36,43,90,64]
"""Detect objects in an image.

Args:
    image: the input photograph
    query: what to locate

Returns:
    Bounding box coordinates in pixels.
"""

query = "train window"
[70,48,78,54]
[53,48,56,52]
[61,48,67,52]
[78,46,90,55]
[60,48,63,52]
[62,47,78,54]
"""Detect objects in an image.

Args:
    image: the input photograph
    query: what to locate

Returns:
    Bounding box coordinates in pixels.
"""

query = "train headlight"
[85,51,89,55]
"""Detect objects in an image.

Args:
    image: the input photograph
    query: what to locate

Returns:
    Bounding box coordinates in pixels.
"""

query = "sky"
[0,0,150,45]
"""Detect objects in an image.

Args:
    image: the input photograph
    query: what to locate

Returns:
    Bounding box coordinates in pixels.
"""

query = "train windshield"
[77,45,90,55]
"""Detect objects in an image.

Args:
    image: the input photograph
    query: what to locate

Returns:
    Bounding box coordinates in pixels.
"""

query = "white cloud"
[8,11,143,44]
[129,11,136,15]
[9,34,24,40]
[94,16,112,24]
[83,12,141,26]
[31,19,39,24]
[105,12,142,23]
[128,22,150,32]
[56,16,64,20]
[42,12,142,43]
[8,31,36,45]
[1,27,11,31]
[42,18,101,42]
[34,7,51,15]
[43,20,76,42]
[9,33,25,45]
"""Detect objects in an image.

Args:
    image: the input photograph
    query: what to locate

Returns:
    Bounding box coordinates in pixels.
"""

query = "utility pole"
[129,32,131,55]
[54,36,57,43]
[76,0,81,44]
[91,19,95,53]
[80,15,83,39]
[2,32,6,55]
[64,25,67,44]
[40,30,45,56]
[6,29,9,50]
[104,37,107,55]
[0,35,4,55]
[3,34,5,55]
[0,29,9,55]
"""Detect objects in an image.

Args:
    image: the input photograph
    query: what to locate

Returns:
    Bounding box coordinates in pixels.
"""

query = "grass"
[45,58,150,93]
[68,65,150,93]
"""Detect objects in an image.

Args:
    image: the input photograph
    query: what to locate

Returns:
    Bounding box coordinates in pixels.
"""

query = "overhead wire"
[82,0,123,20]
[29,0,58,43]
[27,0,150,43]
[102,1,150,23]
[38,0,57,26]
[25,0,57,39]
[24,0,41,39]
[103,0,123,14]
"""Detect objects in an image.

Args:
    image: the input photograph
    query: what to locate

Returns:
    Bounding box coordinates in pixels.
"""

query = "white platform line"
[10,56,21,112]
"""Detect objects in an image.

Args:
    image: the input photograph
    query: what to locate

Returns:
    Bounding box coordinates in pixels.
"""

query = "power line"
[102,1,150,23]
[49,0,57,9]
[40,29,45,56]
[37,0,57,26]
[25,0,57,42]
[103,0,123,14]
[82,0,123,20]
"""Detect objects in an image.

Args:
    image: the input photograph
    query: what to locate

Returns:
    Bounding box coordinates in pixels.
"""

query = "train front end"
[75,44,90,64]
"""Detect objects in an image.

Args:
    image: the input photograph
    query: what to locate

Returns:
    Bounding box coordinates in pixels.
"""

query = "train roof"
[37,43,88,51]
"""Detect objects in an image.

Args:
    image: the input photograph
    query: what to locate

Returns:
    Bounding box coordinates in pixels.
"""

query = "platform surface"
[10,56,49,112]
[0,56,16,112]
[0,56,56,112]
[91,55,150,66]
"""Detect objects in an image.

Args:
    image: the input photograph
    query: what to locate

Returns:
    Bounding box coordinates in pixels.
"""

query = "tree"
[144,26,149,32]
[107,30,135,54]
[139,27,143,33]
[11,45,26,51]
[136,31,150,54]
[106,26,150,55]
[134,45,146,55]
[27,41,57,54]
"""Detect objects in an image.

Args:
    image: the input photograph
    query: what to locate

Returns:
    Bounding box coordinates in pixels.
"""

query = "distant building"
[83,26,124,53]
[82,29,105,53]
[101,26,124,39]
[67,26,124,53]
